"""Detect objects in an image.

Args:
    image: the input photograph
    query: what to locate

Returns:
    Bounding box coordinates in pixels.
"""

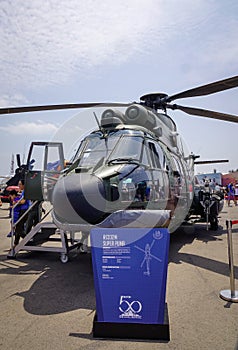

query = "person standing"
[13,179,30,248]
[7,190,21,237]
[227,182,237,206]
[25,200,42,235]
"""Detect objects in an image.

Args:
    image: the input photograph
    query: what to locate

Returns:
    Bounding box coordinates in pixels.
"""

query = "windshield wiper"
[108,158,140,165]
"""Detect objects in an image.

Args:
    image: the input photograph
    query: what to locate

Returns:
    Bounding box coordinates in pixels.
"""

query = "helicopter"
[0,154,28,202]
[1,75,238,235]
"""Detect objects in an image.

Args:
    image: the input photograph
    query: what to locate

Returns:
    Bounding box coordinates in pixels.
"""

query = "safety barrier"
[219,220,238,302]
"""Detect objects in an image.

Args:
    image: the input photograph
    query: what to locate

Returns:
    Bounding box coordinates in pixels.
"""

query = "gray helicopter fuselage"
[51,105,195,233]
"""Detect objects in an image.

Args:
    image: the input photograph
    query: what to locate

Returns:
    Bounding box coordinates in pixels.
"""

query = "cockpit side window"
[148,142,162,169]
[155,143,166,170]
[141,141,150,166]
[71,140,86,163]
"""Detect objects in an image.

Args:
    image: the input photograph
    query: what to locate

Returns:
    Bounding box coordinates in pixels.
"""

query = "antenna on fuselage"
[93,112,107,138]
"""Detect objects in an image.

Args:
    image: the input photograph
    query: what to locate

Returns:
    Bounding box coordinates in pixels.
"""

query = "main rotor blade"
[167,103,238,123]
[0,102,130,115]
[194,159,229,165]
[167,75,238,102]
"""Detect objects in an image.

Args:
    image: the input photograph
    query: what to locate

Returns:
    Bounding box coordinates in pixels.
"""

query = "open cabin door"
[24,142,64,201]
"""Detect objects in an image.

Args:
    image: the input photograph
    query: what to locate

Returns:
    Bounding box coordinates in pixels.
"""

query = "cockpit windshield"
[72,129,144,169]
[108,135,143,163]
[78,132,120,167]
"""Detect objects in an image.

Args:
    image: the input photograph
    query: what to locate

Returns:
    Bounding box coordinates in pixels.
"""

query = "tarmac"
[0,201,237,350]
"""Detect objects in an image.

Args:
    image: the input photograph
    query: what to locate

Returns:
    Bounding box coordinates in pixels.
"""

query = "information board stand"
[91,227,170,340]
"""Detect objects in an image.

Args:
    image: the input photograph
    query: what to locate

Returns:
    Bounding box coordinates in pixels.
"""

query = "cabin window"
[170,154,187,198]
[152,170,169,200]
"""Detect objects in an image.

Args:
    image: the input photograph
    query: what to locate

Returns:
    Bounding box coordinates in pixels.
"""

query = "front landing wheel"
[60,253,69,263]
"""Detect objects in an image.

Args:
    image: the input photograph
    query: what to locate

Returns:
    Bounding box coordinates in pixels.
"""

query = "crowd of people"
[201,177,238,207]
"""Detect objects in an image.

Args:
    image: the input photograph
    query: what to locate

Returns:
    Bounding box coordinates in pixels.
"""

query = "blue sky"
[0,0,238,176]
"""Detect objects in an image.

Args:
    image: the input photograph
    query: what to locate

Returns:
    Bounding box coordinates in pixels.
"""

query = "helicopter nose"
[52,173,107,225]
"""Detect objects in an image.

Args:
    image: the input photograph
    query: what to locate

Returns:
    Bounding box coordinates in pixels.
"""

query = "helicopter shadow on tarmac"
[0,250,96,316]
[0,223,237,317]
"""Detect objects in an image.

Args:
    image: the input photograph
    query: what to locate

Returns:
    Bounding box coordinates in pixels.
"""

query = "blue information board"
[91,227,170,324]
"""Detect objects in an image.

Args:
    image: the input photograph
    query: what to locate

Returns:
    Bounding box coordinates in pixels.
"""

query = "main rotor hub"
[140,93,168,110]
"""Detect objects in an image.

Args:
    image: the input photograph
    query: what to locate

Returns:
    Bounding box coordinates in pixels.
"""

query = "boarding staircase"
[7,201,85,263]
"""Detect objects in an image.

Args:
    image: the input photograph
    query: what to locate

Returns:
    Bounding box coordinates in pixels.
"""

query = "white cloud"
[0,0,237,177]
[0,93,30,107]
[2,0,237,92]
[1,0,160,89]
[0,121,58,135]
